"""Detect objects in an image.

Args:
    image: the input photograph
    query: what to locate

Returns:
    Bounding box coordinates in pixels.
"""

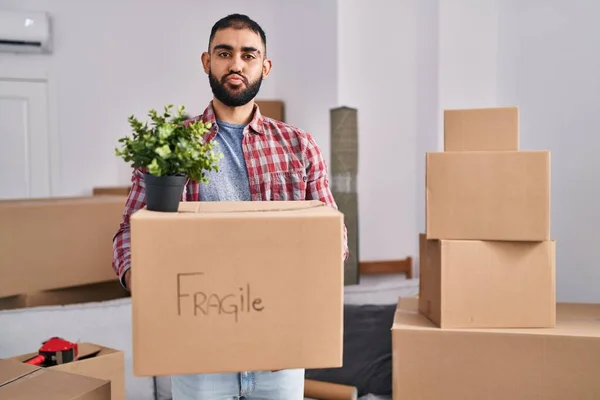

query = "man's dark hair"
[208,14,267,55]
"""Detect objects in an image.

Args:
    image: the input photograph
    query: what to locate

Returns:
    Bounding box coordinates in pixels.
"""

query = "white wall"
[496,0,600,302]
[430,0,600,302]
[0,0,279,194]
[272,0,339,164]
[337,0,419,264]
[2,0,600,301]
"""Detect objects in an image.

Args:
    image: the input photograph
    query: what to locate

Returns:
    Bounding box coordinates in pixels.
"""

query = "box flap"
[0,359,110,399]
[393,302,600,338]
[133,200,340,220]
[8,343,125,400]
[0,359,40,387]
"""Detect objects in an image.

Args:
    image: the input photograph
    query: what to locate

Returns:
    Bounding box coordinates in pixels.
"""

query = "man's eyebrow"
[213,44,233,52]
[212,44,261,54]
[242,46,260,54]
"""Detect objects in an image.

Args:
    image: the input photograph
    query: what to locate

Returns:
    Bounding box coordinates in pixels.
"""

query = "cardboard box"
[392,300,600,400]
[0,195,127,298]
[426,151,550,240]
[256,100,285,121]
[418,234,556,328]
[130,200,345,376]
[0,358,110,399]
[93,186,131,196]
[9,343,125,400]
[444,106,519,151]
[0,280,130,311]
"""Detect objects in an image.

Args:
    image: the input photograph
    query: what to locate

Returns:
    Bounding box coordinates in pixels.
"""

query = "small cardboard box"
[444,106,519,151]
[0,195,127,298]
[0,358,110,399]
[392,300,600,400]
[426,151,550,240]
[8,343,125,400]
[418,234,556,328]
[130,200,345,376]
[255,100,285,121]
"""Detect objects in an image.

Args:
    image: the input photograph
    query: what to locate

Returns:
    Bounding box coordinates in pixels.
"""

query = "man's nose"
[229,55,244,72]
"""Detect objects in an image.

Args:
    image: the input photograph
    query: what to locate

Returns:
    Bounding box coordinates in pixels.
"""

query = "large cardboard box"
[418,234,556,328]
[392,300,600,400]
[444,106,519,151]
[0,358,110,399]
[426,151,550,240]
[8,343,125,400]
[130,200,345,376]
[0,195,127,298]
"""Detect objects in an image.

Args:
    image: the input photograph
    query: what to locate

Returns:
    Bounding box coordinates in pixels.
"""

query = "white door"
[0,79,51,199]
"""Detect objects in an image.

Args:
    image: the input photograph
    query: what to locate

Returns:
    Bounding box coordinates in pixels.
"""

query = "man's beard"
[208,69,262,107]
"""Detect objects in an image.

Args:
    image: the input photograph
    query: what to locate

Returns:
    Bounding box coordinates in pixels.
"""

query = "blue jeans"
[171,369,305,400]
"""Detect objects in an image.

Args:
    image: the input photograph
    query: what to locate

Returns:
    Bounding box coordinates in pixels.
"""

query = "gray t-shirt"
[199,120,251,202]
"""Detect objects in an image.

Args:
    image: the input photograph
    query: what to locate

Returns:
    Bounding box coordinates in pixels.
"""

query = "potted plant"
[115,104,222,212]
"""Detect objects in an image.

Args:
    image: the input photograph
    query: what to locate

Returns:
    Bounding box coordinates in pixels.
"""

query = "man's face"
[202,27,271,107]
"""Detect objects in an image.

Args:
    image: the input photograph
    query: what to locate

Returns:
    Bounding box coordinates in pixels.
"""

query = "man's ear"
[262,58,272,79]
[201,52,210,74]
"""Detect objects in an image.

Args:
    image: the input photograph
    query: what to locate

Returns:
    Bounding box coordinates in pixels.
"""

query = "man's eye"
[218,52,229,57]
[244,54,256,59]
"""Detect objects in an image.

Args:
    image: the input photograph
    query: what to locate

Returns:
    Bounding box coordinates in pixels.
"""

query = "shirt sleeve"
[304,134,350,261]
[112,168,147,290]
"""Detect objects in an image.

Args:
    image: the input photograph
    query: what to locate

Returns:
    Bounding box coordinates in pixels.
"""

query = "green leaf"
[114,104,223,182]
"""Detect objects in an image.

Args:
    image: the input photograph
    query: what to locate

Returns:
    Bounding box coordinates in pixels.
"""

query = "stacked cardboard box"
[390,107,600,398]
[421,106,554,328]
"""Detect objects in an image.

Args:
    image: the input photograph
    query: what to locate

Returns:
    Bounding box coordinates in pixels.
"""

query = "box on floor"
[0,358,110,399]
[392,298,600,400]
[130,200,346,376]
[7,342,125,400]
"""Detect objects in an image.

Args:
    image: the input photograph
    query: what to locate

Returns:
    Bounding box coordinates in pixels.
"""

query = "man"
[112,13,348,400]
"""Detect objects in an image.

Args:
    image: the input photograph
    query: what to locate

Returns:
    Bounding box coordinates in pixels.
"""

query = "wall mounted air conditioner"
[0,9,52,54]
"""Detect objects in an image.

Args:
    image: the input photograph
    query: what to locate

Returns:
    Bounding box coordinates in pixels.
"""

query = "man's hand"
[125,269,132,291]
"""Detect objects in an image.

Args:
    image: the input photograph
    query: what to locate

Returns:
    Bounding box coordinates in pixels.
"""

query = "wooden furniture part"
[359,257,413,279]
[304,379,358,400]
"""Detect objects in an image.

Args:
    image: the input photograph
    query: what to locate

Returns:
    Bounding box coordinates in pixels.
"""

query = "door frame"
[0,65,60,197]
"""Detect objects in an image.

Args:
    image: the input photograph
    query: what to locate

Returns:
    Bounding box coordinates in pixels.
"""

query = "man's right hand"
[125,269,132,291]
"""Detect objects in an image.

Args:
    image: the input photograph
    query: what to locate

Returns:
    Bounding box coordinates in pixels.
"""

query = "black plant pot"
[143,173,187,212]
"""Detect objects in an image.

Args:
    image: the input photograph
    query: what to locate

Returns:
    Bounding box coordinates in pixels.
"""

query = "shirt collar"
[200,101,266,135]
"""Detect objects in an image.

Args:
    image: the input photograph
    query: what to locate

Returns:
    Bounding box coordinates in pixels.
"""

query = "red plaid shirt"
[112,102,349,288]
